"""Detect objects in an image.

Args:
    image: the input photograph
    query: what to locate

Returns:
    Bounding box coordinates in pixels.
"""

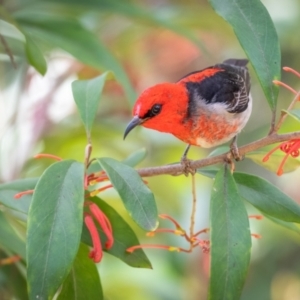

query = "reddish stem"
[248,215,263,220]
[89,176,109,185]
[273,80,298,96]
[262,143,283,163]
[159,214,183,230]
[14,190,34,199]
[34,153,62,161]
[127,244,181,253]
[194,228,210,237]
[90,184,113,197]
[283,67,300,79]
[251,233,262,239]
[0,255,21,266]
[146,228,185,237]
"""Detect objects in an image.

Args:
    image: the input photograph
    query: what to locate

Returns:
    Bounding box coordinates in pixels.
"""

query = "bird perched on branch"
[124,59,251,163]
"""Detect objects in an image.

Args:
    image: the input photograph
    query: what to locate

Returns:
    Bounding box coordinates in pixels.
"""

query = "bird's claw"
[230,137,244,161]
[225,153,235,173]
[180,156,196,176]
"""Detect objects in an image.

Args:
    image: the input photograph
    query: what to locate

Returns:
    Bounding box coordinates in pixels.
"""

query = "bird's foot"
[180,144,196,176]
[230,137,244,161]
[225,153,235,174]
[181,156,196,177]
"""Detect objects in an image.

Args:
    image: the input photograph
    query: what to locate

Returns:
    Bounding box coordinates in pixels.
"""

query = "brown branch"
[136,131,300,177]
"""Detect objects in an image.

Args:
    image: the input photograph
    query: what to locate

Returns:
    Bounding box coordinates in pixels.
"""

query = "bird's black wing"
[184,59,250,115]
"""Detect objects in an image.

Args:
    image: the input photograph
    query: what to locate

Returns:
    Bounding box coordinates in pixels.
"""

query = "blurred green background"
[1,0,300,299]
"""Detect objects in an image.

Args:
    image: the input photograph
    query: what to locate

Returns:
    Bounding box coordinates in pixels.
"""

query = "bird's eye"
[151,104,162,116]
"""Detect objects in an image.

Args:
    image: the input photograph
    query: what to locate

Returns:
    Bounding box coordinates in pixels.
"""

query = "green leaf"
[88,149,147,175]
[99,0,208,55]
[0,211,26,259]
[0,19,25,41]
[122,148,147,167]
[37,0,208,55]
[24,34,47,75]
[247,150,300,174]
[27,160,84,300]
[234,173,300,223]
[197,165,220,178]
[209,165,251,299]
[97,158,158,231]
[283,109,300,122]
[72,72,112,139]
[81,198,152,269]
[15,15,136,103]
[209,0,281,110]
[263,213,300,235]
[208,146,229,157]
[0,178,38,215]
[58,243,103,300]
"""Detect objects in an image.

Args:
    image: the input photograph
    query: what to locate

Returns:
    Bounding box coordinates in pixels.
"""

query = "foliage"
[1,0,300,299]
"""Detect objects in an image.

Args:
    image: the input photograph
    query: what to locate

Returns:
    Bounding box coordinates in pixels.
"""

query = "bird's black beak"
[123,116,143,140]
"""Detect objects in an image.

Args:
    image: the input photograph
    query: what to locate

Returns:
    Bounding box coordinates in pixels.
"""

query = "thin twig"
[0,33,17,68]
[189,174,197,246]
[136,131,300,177]
[274,90,300,132]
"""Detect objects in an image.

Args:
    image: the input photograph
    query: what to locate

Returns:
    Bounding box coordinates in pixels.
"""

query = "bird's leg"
[182,144,191,159]
[180,145,195,176]
[230,136,243,161]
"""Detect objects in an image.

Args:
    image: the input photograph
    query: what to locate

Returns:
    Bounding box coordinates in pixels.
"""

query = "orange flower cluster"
[263,66,300,176]
[263,139,300,176]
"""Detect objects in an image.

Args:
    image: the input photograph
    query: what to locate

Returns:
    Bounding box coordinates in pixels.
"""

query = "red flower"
[263,139,300,175]
[84,203,114,263]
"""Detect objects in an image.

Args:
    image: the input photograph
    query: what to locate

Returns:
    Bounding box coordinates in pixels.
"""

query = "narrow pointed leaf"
[58,243,103,300]
[72,72,112,139]
[81,198,152,268]
[282,109,300,122]
[209,165,251,299]
[27,160,84,300]
[24,34,47,75]
[122,148,147,167]
[97,158,158,231]
[234,172,300,223]
[197,165,220,178]
[16,15,136,103]
[0,19,25,41]
[209,0,281,110]
[263,214,300,235]
[87,148,147,175]
[37,0,208,54]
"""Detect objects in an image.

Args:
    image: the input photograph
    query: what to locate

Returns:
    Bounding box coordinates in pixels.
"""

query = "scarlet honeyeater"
[124,59,251,154]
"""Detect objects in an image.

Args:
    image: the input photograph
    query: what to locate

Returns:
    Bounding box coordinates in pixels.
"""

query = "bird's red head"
[124,83,189,140]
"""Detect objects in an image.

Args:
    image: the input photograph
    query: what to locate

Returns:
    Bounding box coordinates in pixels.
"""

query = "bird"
[124,59,251,162]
